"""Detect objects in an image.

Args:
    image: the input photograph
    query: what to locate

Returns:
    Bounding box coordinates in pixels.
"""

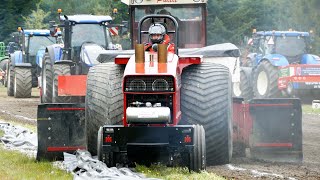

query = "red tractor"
[36,0,303,172]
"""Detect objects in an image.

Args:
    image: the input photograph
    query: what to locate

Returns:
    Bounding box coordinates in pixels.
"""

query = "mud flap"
[37,103,86,161]
[249,98,303,162]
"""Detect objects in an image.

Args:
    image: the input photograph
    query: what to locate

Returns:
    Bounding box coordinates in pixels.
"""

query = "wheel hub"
[233,82,242,97]
[257,71,268,95]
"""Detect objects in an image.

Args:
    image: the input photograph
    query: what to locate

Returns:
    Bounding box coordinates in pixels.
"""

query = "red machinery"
[36,0,302,172]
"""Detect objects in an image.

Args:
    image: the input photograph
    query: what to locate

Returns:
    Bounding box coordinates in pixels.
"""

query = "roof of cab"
[60,14,112,24]
[256,31,310,37]
[23,30,51,36]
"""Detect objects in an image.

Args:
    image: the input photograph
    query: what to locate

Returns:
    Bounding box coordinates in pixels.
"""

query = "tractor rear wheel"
[233,67,253,100]
[41,53,53,103]
[243,58,253,67]
[0,59,9,86]
[180,63,232,165]
[13,67,32,98]
[189,125,206,172]
[85,63,124,155]
[7,62,14,96]
[253,60,280,98]
[53,64,72,103]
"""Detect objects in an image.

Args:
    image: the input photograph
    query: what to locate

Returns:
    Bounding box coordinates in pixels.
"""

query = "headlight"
[152,79,169,91]
[125,76,174,92]
[128,79,146,91]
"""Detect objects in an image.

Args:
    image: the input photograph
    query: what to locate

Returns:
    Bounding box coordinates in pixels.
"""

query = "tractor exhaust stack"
[135,44,145,63]
[158,44,167,63]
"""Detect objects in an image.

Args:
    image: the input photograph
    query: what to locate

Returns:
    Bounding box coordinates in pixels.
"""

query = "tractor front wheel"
[233,67,253,100]
[7,62,14,96]
[0,59,9,86]
[41,53,53,103]
[13,67,32,98]
[253,60,280,98]
[189,125,206,172]
[52,64,72,103]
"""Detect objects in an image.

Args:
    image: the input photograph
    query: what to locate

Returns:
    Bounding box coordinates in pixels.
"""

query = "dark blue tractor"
[6,29,59,98]
[40,13,120,103]
[235,30,320,100]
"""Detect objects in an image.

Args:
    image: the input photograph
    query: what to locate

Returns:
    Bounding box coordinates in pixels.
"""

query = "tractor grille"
[124,76,175,92]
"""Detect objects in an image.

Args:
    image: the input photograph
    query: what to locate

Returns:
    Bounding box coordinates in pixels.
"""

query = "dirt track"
[0,86,319,180]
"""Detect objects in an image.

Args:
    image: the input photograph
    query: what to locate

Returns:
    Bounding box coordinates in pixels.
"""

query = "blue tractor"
[6,29,59,98]
[235,30,320,100]
[40,12,119,103]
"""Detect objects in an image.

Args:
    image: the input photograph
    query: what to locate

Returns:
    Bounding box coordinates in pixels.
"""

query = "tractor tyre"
[0,59,8,72]
[31,68,38,88]
[189,125,206,172]
[253,60,280,98]
[13,67,32,98]
[7,62,14,96]
[233,67,253,100]
[41,53,53,103]
[97,127,104,161]
[180,63,233,165]
[53,64,72,103]
[243,58,253,67]
[0,59,9,86]
[85,63,124,155]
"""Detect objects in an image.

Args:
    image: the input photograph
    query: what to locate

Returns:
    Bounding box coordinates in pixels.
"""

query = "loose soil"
[0,86,319,180]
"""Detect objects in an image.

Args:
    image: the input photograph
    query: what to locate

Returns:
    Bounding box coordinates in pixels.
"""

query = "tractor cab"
[252,31,316,64]
[57,14,116,67]
[127,0,207,48]
[19,29,58,68]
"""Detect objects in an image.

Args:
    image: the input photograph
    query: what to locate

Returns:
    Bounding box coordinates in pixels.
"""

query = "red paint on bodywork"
[58,75,87,96]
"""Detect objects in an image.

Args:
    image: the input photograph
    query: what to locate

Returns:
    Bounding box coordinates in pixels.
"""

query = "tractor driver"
[144,23,175,53]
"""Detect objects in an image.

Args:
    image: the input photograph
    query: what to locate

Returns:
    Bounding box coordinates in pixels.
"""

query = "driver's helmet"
[148,23,166,44]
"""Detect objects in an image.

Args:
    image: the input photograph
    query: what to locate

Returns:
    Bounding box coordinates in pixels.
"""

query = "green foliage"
[0,146,72,179]
[23,3,50,29]
[135,164,226,180]
[0,0,41,43]
[1,0,320,53]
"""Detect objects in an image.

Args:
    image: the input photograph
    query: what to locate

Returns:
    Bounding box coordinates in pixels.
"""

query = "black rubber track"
[14,67,32,98]
[41,53,53,103]
[253,60,280,98]
[53,64,72,103]
[7,60,14,96]
[180,63,232,165]
[85,63,124,155]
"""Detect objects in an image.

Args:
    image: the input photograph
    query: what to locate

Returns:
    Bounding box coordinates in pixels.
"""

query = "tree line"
[1,0,320,53]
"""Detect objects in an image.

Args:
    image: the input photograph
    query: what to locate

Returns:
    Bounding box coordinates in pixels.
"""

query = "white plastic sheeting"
[64,150,159,180]
[0,122,37,158]
[0,122,160,180]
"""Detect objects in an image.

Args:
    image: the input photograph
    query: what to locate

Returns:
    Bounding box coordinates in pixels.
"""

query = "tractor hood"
[80,43,105,67]
[123,52,179,76]
[96,43,240,63]
[179,43,240,57]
